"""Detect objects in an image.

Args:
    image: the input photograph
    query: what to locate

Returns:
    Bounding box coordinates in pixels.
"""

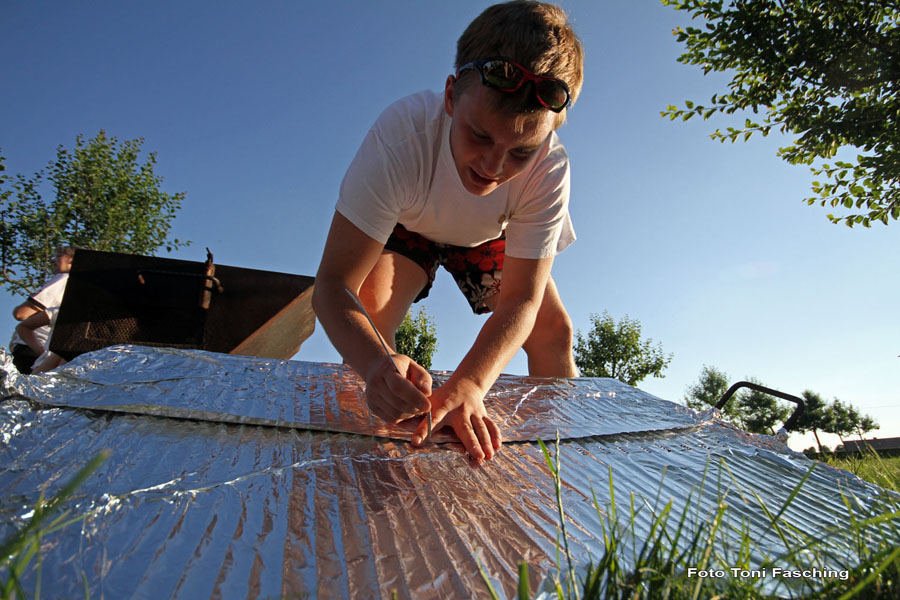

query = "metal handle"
[716,381,805,432]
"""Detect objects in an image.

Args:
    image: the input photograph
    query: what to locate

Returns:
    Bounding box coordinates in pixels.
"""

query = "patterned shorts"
[384,224,504,314]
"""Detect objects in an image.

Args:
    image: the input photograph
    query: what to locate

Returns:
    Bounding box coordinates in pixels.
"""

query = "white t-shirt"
[337,90,575,260]
[9,273,69,350]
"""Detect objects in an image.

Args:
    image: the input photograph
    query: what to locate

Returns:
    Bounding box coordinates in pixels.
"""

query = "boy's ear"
[444,75,456,117]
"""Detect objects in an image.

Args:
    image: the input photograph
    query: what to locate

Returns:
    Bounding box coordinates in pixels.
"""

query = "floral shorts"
[384,224,504,314]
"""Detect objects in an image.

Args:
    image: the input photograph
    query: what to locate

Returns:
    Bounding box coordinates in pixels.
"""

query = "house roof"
[842,437,900,451]
[1,345,896,598]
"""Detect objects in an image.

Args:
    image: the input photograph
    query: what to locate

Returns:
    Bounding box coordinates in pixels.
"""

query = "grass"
[0,451,109,600]
[822,453,900,493]
[482,435,900,600]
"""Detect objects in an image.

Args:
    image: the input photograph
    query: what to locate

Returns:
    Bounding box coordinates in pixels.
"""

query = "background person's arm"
[15,310,50,355]
[12,300,40,321]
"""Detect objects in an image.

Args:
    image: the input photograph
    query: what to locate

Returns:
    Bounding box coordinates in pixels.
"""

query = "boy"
[9,246,74,374]
[313,1,583,463]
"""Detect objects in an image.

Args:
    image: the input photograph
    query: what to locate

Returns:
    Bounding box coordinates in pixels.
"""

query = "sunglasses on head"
[456,57,571,113]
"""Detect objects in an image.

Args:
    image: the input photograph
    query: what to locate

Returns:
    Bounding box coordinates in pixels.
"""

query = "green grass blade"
[475,548,501,600]
[540,433,579,600]
[0,450,109,598]
[767,463,817,530]
[82,570,91,600]
[838,544,900,600]
[517,562,530,600]
[0,450,110,562]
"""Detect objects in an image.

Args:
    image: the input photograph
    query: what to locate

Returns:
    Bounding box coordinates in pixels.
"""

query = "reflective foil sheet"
[1,346,897,599]
[4,346,704,442]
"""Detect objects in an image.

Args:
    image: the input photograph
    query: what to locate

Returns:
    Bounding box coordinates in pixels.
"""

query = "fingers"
[412,403,448,447]
[384,372,430,416]
[485,417,502,450]
[366,356,430,423]
[471,414,495,461]
[375,366,503,464]
[409,405,501,465]
[405,360,433,396]
[457,414,498,463]
[446,412,501,465]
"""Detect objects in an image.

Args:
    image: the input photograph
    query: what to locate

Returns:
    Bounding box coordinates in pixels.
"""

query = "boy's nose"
[480,149,504,178]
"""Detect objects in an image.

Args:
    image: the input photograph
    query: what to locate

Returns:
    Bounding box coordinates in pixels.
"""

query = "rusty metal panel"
[49,250,315,360]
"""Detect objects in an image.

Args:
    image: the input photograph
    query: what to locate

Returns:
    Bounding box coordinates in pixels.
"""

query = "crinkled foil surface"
[1,345,896,599]
[4,345,702,442]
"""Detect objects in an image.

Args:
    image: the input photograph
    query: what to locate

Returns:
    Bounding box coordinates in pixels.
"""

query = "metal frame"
[716,381,806,432]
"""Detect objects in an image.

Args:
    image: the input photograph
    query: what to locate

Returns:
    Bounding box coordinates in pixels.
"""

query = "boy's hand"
[364,354,432,424]
[411,378,502,464]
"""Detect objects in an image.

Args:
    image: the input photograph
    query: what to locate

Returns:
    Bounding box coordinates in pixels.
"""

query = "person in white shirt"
[11,246,73,373]
[313,1,584,463]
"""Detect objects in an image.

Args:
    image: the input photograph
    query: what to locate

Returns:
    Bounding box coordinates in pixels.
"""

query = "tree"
[825,398,857,443]
[394,307,438,370]
[662,0,900,227]
[794,390,831,453]
[0,131,188,295]
[684,364,744,424]
[823,397,879,442]
[684,366,796,434]
[574,311,672,386]
[856,413,879,439]
[738,378,790,435]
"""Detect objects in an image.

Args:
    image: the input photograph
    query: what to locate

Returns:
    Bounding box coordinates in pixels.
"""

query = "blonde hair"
[54,245,76,258]
[455,1,584,127]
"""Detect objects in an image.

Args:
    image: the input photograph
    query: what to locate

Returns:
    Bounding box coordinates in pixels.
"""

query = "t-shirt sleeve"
[29,274,68,313]
[336,106,418,245]
[504,147,572,260]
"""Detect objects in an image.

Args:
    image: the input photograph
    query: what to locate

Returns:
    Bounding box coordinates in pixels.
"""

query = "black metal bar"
[716,381,806,432]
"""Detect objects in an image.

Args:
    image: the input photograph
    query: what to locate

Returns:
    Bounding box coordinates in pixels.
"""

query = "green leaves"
[573,311,672,386]
[684,368,790,434]
[663,0,900,227]
[0,131,189,295]
[738,378,791,436]
[684,364,731,414]
[394,307,438,370]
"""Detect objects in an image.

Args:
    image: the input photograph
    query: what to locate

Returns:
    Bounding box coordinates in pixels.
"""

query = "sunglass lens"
[481,59,522,90]
[536,80,568,110]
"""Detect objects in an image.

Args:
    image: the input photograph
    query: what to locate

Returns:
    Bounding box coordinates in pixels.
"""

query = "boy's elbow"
[311,284,325,316]
[13,305,33,321]
[311,279,338,318]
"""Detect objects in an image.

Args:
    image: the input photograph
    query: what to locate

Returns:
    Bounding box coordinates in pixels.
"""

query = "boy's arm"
[16,310,50,355]
[313,211,432,423]
[412,254,554,463]
[13,300,40,321]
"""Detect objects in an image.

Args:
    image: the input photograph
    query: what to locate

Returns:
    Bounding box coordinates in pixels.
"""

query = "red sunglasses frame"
[456,57,571,112]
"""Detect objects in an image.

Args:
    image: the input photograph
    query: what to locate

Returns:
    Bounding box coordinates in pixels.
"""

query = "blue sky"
[2,1,897,451]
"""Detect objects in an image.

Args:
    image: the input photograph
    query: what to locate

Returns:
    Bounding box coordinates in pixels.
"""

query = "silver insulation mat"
[1,345,896,599]
[3,345,705,443]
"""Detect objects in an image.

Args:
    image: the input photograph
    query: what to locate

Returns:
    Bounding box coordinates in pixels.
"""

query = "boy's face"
[444,76,554,196]
[52,253,73,274]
